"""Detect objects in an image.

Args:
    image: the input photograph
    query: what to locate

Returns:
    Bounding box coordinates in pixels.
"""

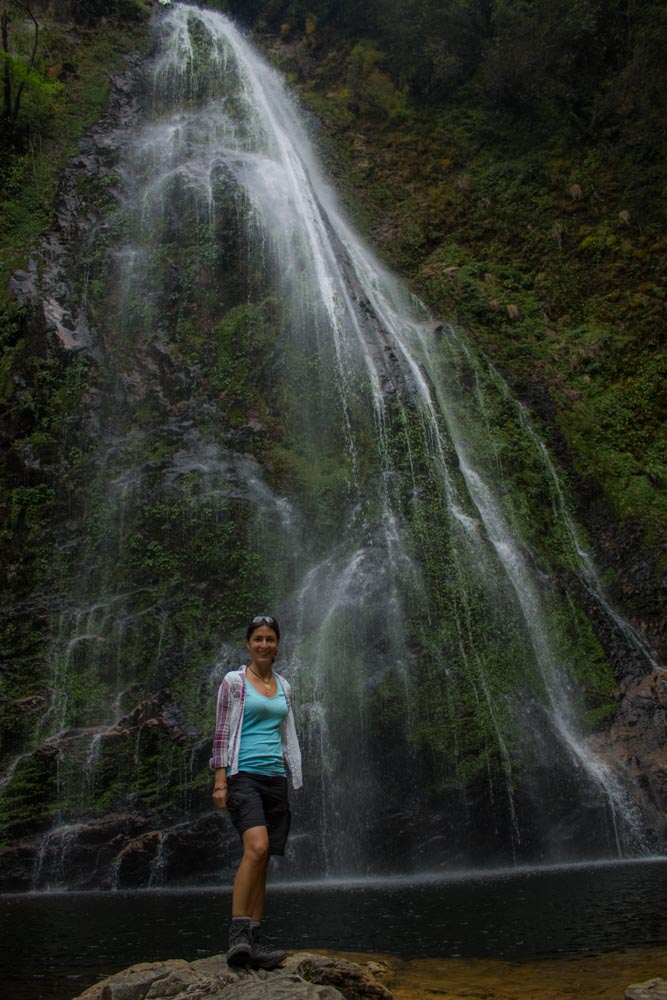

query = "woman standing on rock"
[211,615,302,970]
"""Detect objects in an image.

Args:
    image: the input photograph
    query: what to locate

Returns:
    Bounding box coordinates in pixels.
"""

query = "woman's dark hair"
[246,615,280,641]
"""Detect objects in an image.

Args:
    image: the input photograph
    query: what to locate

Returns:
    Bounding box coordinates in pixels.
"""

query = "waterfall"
[1,2,658,890]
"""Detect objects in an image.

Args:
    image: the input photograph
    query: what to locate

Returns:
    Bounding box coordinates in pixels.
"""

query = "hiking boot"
[226,917,252,967]
[249,922,287,970]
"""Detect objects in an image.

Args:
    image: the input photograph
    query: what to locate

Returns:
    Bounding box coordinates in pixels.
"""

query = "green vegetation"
[0,0,663,866]
[241,0,666,570]
[0,3,153,724]
[0,0,152,831]
[0,1,152,304]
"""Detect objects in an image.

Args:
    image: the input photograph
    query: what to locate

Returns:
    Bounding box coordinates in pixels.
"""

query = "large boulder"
[73,953,393,1000]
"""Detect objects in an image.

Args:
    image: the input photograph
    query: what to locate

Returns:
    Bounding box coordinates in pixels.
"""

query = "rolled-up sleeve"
[281,678,303,790]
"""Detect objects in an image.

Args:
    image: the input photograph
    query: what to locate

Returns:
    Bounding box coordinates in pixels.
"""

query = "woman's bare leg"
[232,826,270,922]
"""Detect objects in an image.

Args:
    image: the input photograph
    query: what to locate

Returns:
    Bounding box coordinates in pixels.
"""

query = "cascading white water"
[2,2,658,889]
[142,3,649,863]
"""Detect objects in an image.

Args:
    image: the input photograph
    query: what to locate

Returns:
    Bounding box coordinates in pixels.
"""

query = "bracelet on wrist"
[214,786,227,792]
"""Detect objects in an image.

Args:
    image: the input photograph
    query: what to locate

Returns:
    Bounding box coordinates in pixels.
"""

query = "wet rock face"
[591,669,667,843]
[590,515,667,666]
[0,814,147,892]
[10,51,146,357]
[0,684,241,892]
[0,807,240,892]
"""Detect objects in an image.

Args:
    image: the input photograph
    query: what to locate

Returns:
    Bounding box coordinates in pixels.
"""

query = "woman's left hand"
[212,785,228,811]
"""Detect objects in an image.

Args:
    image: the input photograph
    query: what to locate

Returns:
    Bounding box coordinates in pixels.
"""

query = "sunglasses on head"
[249,615,277,627]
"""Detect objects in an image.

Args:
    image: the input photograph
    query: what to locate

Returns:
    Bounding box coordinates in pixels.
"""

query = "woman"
[211,615,302,969]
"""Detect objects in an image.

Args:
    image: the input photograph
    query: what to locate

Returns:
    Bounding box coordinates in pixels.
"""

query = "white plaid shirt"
[210,665,303,789]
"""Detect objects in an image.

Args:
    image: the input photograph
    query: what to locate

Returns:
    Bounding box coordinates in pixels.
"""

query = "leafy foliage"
[229,0,667,157]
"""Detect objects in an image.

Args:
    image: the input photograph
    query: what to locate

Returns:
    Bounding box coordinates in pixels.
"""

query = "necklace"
[249,665,273,688]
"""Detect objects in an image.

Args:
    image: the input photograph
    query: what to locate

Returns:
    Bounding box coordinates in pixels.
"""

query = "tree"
[373,0,489,98]
[0,0,61,144]
[604,0,667,153]
[1,0,39,128]
[480,0,604,116]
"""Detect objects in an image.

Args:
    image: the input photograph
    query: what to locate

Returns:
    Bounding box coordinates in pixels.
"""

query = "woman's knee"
[242,827,270,864]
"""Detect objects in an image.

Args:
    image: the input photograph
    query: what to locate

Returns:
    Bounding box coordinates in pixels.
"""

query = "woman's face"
[247,625,279,669]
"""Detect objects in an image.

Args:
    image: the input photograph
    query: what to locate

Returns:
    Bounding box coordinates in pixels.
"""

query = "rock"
[144,967,211,997]
[72,954,393,1000]
[285,954,393,999]
[221,976,344,1000]
[99,963,184,1000]
[10,53,146,357]
[590,668,667,843]
[74,959,224,1000]
[626,979,667,1000]
[0,683,238,891]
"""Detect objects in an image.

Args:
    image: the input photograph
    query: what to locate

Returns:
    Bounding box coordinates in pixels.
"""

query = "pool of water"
[2,858,667,1000]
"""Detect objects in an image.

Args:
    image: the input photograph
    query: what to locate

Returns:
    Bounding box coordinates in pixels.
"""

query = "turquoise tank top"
[236,677,288,776]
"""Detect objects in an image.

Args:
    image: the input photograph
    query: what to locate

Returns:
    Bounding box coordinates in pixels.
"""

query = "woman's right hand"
[212,785,228,811]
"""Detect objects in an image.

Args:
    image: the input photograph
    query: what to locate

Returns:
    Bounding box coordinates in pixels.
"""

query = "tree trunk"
[11,2,40,123]
[1,9,12,122]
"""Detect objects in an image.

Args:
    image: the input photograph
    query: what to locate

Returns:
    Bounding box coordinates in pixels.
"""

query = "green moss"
[292,63,666,572]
